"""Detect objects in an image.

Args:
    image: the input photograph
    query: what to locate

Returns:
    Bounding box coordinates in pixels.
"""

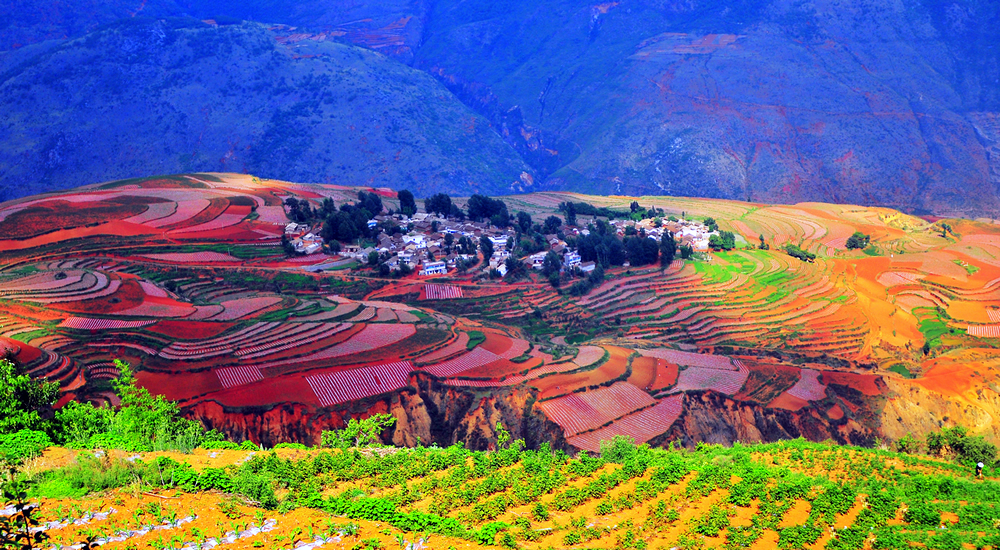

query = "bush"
[0,358,59,435]
[904,503,941,526]
[321,414,396,449]
[0,430,51,466]
[784,243,816,262]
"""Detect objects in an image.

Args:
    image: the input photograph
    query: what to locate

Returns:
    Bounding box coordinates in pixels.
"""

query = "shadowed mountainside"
[0,18,529,202]
[1,0,998,215]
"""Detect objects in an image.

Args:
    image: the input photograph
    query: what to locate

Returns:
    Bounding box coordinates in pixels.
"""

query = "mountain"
[1,0,999,215]
[0,18,530,202]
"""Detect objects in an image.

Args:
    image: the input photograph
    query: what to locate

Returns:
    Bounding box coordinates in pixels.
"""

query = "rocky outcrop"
[655,391,881,449]
[185,373,566,450]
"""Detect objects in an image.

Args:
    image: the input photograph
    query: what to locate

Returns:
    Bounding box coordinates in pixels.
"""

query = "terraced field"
[2,173,1000,452]
[16,439,1000,550]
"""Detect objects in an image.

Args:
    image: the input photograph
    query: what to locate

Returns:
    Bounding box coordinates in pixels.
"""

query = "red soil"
[0,199,148,239]
[0,221,158,250]
[210,374,317,407]
[51,278,144,314]
[827,404,844,420]
[146,320,236,339]
[531,346,632,399]
[627,356,658,390]
[649,359,679,392]
[768,392,810,411]
[0,336,43,364]
[461,357,543,380]
[479,331,513,355]
[136,369,222,402]
[820,371,883,396]
[160,198,228,231]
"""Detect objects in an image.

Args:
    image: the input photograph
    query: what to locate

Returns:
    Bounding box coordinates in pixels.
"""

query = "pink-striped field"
[638,348,735,371]
[573,346,605,367]
[425,284,463,300]
[216,366,264,389]
[260,324,416,368]
[567,395,684,452]
[59,317,155,330]
[968,325,1000,338]
[785,369,827,401]
[422,347,500,378]
[662,359,749,395]
[537,382,656,436]
[306,361,413,407]
[140,252,241,263]
[988,309,1000,323]
[208,297,283,321]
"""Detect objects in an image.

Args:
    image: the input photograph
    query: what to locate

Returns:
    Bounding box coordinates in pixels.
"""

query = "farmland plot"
[59,317,155,330]
[306,361,413,406]
[567,395,684,452]
[785,368,827,401]
[424,284,463,299]
[660,359,750,396]
[216,366,264,389]
[422,347,501,378]
[537,382,656,436]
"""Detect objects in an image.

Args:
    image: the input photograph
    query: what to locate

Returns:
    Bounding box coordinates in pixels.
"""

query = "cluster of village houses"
[284,210,718,277]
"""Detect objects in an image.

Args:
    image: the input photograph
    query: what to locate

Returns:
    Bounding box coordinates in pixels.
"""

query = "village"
[283,203,721,278]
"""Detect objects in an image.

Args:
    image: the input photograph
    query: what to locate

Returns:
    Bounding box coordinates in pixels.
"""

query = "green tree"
[397,189,416,217]
[516,211,533,234]
[0,358,59,435]
[480,235,494,263]
[660,231,676,267]
[368,251,380,266]
[845,231,870,250]
[321,414,397,448]
[543,216,562,234]
[425,193,452,217]
[703,217,719,232]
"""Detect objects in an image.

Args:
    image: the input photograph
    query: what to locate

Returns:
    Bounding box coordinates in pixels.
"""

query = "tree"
[467,194,509,225]
[784,243,816,262]
[543,215,562,234]
[758,234,769,250]
[480,235,495,263]
[630,201,640,213]
[625,236,659,266]
[320,413,397,448]
[679,244,694,259]
[845,231,870,250]
[367,251,379,266]
[281,234,296,257]
[660,231,676,267]
[357,191,383,217]
[564,202,577,226]
[397,189,416,217]
[425,193,452,217]
[0,358,59,435]
[703,217,719,232]
[708,231,736,251]
[516,211,533,234]
[542,250,562,278]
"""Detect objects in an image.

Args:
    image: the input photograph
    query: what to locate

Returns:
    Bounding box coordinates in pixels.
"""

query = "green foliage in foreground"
[53,360,223,452]
[0,358,59,436]
[10,436,1000,549]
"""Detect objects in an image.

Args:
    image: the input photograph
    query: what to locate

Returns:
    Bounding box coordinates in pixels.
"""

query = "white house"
[420,261,447,276]
[579,261,597,273]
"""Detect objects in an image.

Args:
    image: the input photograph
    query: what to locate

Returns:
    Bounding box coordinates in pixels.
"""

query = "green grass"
[888,363,915,379]
[466,330,486,350]
[914,307,952,348]
[953,259,979,276]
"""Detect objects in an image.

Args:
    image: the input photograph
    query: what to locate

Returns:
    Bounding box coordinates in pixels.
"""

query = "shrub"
[904,503,941,526]
[321,414,397,449]
[0,358,59,435]
[0,430,51,466]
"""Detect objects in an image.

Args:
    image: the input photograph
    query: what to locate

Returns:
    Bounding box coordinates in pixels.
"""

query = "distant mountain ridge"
[1,0,998,216]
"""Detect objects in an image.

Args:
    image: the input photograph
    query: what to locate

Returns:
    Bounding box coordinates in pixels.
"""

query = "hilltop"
[1,0,999,215]
[2,173,1000,453]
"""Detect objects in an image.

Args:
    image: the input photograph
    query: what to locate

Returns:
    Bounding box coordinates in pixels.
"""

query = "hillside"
[2,173,1000,452]
[0,19,530,203]
[13,439,1000,550]
[1,0,999,214]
